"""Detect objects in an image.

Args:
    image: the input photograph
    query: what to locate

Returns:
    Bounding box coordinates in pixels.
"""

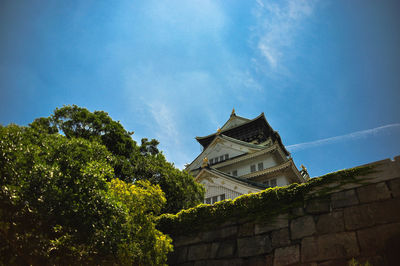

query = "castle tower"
[186,110,308,204]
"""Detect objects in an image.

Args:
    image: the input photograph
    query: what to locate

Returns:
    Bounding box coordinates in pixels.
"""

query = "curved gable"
[186,135,263,172]
[195,168,264,196]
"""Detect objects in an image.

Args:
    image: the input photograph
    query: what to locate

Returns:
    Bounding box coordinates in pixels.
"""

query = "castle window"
[232,170,238,176]
[214,157,219,163]
[210,158,214,165]
[225,154,229,160]
[263,179,277,187]
[250,165,256,172]
[205,194,226,204]
[258,162,264,171]
[212,196,218,203]
[220,155,224,162]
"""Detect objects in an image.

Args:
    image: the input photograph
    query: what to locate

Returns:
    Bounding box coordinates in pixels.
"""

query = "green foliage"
[31,105,137,181]
[157,165,375,237]
[130,152,205,213]
[109,179,172,265]
[30,105,204,213]
[0,124,172,265]
[51,105,136,158]
[140,138,160,155]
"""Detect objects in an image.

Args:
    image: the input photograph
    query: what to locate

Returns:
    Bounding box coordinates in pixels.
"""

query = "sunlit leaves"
[32,105,205,213]
[0,124,172,264]
[109,179,172,265]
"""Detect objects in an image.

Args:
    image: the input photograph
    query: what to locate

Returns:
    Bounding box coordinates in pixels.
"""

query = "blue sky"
[1,0,399,177]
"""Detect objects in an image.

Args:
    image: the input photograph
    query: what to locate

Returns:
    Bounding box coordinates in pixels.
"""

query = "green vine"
[157,165,377,237]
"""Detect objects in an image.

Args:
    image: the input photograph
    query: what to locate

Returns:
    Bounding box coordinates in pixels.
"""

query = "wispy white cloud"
[252,0,318,70]
[115,0,272,167]
[148,100,190,169]
[287,124,400,152]
[145,0,226,35]
[148,102,179,146]
[122,67,224,168]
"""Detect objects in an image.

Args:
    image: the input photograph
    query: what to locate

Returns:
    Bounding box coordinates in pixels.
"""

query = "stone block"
[343,204,374,230]
[204,258,244,266]
[187,243,211,261]
[271,228,291,248]
[388,178,400,197]
[373,198,400,224]
[175,234,202,247]
[201,226,238,242]
[331,189,359,209]
[201,230,218,242]
[210,242,219,259]
[221,226,238,238]
[316,211,344,234]
[345,198,400,230]
[225,258,245,266]
[274,245,300,266]
[305,198,331,214]
[168,246,188,265]
[385,235,400,266]
[254,214,288,235]
[198,259,245,266]
[301,232,359,262]
[194,260,208,266]
[237,234,272,257]
[355,158,400,184]
[291,207,305,217]
[220,219,238,227]
[238,222,254,237]
[179,263,194,266]
[356,182,391,203]
[216,240,236,258]
[290,215,316,240]
[357,222,400,256]
[244,255,273,266]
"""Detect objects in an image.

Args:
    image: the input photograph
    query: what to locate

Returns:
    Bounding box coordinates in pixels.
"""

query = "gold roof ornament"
[201,157,209,168]
[231,108,236,116]
[216,128,221,135]
[301,164,307,172]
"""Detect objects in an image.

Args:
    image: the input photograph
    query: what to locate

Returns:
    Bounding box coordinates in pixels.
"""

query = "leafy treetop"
[29,105,204,213]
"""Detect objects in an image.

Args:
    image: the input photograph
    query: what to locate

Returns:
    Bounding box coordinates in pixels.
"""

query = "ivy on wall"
[157,165,376,237]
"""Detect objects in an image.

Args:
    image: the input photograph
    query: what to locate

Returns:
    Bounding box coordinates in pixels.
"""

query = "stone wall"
[167,157,400,266]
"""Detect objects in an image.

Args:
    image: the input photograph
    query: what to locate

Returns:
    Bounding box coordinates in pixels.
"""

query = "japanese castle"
[186,109,309,204]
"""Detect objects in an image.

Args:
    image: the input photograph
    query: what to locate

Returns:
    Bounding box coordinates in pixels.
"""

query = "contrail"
[287,123,400,152]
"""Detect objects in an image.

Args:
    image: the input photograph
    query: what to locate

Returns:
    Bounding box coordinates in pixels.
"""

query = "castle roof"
[196,112,289,155]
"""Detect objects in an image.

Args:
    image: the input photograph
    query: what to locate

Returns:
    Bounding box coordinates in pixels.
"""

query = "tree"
[109,179,172,265]
[140,138,160,156]
[0,124,172,265]
[131,152,205,212]
[30,105,204,213]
